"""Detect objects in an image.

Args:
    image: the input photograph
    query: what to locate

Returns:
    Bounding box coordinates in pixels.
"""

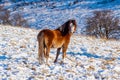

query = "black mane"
[56,19,76,36]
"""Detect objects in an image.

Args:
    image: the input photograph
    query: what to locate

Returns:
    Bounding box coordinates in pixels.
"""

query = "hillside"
[0,25,120,80]
[1,0,120,34]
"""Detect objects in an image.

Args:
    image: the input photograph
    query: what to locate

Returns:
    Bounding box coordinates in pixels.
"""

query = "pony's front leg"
[54,48,61,63]
[61,46,68,64]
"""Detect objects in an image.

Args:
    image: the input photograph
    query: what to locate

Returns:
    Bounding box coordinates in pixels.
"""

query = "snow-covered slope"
[0,25,120,80]
[2,0,120,34]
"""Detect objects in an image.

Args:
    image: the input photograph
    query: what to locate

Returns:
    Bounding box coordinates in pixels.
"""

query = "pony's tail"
[37,32,44,64]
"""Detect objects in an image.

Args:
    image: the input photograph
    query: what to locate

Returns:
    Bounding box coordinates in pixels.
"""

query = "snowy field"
[0,25,120,80]
[0,0,120,80]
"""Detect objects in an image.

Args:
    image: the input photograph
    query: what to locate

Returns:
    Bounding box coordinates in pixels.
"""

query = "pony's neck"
[65,33,72,39]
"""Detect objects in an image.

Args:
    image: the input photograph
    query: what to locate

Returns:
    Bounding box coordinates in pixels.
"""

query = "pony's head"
[57,19,77,36]
[68,19,77,34]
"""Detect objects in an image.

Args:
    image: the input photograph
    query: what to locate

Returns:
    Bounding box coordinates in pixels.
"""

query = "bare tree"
[10,13,28,27]
[86,10,119,39]
[0,5,29,27]
[0,5,11,25]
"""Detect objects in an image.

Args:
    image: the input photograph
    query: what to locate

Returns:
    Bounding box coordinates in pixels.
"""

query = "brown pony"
[37,19,77,65]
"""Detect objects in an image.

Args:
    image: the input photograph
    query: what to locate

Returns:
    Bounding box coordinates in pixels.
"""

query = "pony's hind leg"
[54,48,61,63]
[38,48,42,63]
[46,47,51,66]
[44,48,46,58]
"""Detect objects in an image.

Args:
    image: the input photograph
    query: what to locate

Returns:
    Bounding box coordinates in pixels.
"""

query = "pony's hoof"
[46,63,50,67]
[39,62,43,65]
[60,61,64,65]
[39,61,42,64]
[54,60,57,63]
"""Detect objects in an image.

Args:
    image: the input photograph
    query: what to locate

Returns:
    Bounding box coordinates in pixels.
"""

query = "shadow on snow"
[67,48,120,60]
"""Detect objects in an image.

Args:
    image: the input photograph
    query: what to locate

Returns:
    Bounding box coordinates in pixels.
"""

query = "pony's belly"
[51,42,63,48]
[51,44,62,48]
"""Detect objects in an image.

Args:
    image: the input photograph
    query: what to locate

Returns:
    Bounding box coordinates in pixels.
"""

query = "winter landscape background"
[0,0,120,80]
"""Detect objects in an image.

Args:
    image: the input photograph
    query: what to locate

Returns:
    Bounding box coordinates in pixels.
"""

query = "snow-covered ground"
[0,0,120,80]
[0,25,120,80]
